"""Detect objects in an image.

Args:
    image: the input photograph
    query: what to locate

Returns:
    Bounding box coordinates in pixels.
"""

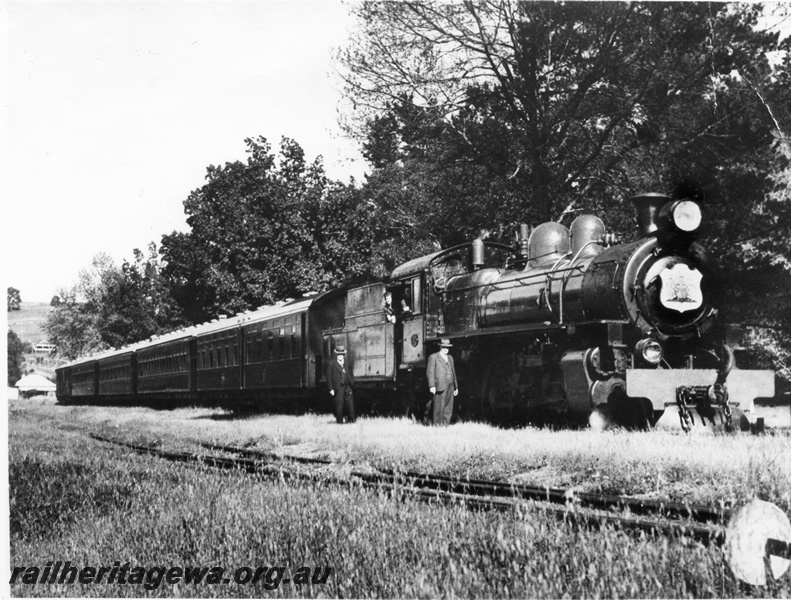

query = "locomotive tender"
[56,193,774,430]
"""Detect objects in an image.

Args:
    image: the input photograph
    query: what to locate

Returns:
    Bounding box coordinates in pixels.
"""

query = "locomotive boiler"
[422,193,774,429]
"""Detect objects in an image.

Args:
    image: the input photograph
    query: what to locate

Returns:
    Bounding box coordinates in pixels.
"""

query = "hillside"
[8,301,52,345]
[8,302,62,380]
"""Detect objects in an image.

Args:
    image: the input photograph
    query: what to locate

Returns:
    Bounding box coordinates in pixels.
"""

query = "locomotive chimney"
[630,193,671,238]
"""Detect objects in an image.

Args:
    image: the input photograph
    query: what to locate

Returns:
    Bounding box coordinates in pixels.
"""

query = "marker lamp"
[635,339,663,365]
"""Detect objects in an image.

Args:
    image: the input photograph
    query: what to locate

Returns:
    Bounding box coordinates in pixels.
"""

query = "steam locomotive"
[56,193,774,430]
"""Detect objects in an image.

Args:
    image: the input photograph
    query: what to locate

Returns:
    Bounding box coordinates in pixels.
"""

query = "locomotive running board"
[626,368,775,413]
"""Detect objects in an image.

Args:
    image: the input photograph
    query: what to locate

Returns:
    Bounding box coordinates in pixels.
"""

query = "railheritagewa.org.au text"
[10,561,332,590]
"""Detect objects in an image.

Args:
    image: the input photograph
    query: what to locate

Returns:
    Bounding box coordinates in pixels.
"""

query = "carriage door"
[401,276,426,366]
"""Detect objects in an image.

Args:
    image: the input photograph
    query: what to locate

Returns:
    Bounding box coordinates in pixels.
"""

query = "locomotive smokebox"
[631,193,671,238]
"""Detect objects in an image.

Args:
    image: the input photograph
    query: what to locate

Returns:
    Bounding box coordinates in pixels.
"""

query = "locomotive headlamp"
[635,338,663,365]
[666,200,702,233]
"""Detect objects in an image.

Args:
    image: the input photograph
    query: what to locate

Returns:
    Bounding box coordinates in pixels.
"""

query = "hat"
[334,345,347,354]
[439,338,453,347]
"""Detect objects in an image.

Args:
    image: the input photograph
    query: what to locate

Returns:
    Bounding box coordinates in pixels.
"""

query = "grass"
[41,398,791,510]
[9,397,791,597]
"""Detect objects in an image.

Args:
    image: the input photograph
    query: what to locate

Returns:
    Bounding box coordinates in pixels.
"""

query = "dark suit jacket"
[328,359,355,396]
[426,352,458,392]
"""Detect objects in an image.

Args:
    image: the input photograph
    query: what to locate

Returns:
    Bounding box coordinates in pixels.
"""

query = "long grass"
[32,398,791,510]
[9,398,791,597]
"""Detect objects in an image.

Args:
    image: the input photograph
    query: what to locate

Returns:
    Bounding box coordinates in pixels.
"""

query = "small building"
[34,341,57,353]
[15,373,57,398]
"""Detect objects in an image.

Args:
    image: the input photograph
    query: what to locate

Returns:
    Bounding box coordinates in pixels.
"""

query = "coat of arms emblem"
[659,263,703,313]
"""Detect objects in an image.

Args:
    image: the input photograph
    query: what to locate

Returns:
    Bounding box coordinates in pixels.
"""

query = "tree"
[44,287,105,361]
[45,247,187,360]
[7,329,25,386]
[50,295,61,307]
[160,136,376,323]
[340,2,789,233]
[7,287,21,311]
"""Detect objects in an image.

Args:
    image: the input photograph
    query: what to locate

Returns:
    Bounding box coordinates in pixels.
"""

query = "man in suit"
[426,338,458,425]
[327,345,356,424]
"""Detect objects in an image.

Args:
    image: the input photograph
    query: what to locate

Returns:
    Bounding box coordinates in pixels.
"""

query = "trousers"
[431,387,454,425]
[334,388,356,424]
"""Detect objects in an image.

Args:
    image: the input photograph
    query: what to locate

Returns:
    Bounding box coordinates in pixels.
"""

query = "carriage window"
[225,346,230,367]
[256,333,263,362]
[268,332,274,360]
[291,325,297,358]
[279,328,286,359]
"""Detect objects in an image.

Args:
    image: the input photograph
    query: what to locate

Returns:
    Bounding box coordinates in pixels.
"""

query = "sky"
[4,0,367,303]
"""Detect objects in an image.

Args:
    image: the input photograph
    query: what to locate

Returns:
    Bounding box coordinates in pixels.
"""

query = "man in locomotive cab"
[426,339,459,426]
[383,291,396,324]
[328,346,356,424]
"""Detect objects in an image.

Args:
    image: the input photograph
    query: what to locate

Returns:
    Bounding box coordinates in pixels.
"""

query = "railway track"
[88,432,791,586]
[90,433,726,544]
[198,440,727,523]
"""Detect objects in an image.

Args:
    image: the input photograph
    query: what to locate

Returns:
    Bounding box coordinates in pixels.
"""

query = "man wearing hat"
[328,345,356,424]
[426,339,458,425]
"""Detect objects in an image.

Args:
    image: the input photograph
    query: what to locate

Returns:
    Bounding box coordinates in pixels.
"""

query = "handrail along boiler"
[56,193,774,429]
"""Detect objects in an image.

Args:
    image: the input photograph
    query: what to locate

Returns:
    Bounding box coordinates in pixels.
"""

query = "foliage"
[8,286,21,311]
[43,287,104,362]
[49,295,60,307]
[340,3,789,238]
[160,137,376,323]
[8,329,25,385]
[44,247,187,360]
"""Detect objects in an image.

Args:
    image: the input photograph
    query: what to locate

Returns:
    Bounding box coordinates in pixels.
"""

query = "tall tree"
[340,1,789,232]
[44,286,105,361]
[8,329,25,386]
[7,287,21,311]
[160,136,376,323]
